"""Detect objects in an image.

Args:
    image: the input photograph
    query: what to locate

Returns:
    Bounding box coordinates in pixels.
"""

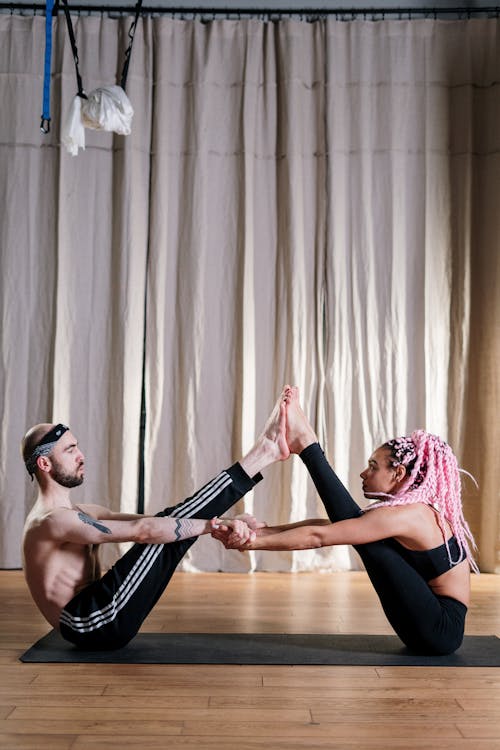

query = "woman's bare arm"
[215,507,413,552]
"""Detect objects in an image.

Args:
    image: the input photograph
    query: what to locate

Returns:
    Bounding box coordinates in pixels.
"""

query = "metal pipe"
[2,2,499,17]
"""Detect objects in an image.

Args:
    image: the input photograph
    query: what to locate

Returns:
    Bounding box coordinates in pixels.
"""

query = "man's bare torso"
[22,503,101,629]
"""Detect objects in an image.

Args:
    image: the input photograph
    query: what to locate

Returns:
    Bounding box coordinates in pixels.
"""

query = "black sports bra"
[388,536,465,581]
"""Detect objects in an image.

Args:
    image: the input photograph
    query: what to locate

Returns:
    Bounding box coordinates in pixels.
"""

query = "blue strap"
[40,0,55,133]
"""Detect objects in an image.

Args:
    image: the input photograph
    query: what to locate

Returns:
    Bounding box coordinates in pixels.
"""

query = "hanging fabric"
[59,0,142,155]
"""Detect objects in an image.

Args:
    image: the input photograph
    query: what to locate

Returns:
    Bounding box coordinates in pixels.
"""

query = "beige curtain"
[446,23,500,573]
[0,15,498,572]
[0,15,151,569]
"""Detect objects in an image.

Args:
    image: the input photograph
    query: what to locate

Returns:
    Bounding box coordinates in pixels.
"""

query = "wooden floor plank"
[180,719,464,739]
[0,735,76,749]
[9,705,313,722]
[69,739,500,750]
[1,720,184,736]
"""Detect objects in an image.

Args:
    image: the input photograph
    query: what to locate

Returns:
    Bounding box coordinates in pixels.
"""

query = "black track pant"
[59,463,261,650]
[301,443,467,655]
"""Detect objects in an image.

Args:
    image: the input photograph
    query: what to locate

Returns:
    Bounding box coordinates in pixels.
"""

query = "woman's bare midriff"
[427,560,471,607]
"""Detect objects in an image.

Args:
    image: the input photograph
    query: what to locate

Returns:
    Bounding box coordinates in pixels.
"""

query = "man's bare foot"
[284,386,318,454]
[258,389,290,462]
[239,389,290,477]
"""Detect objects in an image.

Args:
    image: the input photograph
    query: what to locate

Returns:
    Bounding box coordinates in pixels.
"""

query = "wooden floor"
[1,569,500,749]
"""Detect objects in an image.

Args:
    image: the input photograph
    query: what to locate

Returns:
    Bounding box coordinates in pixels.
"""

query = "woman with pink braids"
[214,386,478,655]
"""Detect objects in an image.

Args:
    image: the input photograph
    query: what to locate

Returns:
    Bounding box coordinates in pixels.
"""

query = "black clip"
[40,116,51,134]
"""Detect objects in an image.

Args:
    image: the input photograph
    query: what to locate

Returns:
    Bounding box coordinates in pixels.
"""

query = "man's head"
[21,423,85,488]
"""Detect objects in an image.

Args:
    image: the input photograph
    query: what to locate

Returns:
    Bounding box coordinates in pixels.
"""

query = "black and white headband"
[25,424,69,479]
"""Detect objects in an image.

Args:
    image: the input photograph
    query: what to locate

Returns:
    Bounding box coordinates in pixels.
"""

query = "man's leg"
[59,391,289,650]
[59,464,259,649]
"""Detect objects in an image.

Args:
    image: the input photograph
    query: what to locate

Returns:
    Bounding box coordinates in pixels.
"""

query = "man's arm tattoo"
[174,518,195,541]
[77,511,112,535]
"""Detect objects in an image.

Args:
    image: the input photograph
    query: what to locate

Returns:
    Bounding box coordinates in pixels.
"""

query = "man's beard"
[50,458,84,488]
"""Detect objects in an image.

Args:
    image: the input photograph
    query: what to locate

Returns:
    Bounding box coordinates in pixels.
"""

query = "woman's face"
[359,446,406,499]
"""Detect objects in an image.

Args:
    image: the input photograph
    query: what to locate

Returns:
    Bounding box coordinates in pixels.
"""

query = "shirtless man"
[21,391,290,650]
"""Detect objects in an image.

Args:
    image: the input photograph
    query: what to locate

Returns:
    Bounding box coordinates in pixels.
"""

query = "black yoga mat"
[20,631,500,666]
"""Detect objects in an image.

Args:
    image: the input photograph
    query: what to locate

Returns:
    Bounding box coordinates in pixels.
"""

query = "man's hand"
[233,513,267,531]
[211,517,255,549]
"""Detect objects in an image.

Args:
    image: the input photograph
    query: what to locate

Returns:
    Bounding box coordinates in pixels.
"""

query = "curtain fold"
[0,15,498,572]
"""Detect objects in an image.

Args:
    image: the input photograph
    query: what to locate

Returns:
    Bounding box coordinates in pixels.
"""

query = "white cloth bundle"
[61,85,134,156]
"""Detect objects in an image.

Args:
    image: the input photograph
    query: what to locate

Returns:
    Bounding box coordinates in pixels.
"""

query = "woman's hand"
[211,517,256,549]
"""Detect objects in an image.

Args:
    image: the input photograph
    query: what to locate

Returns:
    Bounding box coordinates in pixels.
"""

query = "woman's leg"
[285,387,363,523]
[358,540,466,654]
[300,444,466,655]
[300,443,363,521]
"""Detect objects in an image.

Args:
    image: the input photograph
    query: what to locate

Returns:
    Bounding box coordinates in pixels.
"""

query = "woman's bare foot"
[284,386,318,454]
[239,389,290,477]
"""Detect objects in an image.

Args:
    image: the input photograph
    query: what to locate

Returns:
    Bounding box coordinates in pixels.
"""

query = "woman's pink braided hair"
[367,430,479,573]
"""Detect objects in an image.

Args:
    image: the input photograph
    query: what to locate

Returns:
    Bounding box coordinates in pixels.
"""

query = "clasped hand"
[211,513,265,549]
